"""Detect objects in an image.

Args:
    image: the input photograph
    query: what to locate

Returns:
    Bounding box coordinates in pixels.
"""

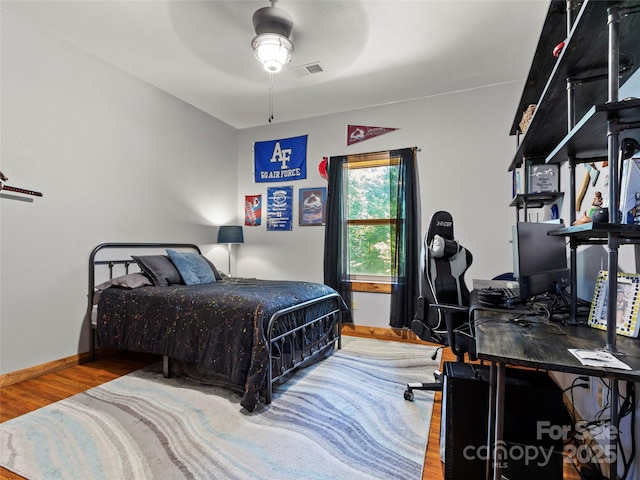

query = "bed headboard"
[88,242,202,291]
[86,242,202,359]
[88,242,201,302]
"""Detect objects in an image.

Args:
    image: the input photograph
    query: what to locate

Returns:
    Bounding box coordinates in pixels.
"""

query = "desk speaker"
[442,362,569,480]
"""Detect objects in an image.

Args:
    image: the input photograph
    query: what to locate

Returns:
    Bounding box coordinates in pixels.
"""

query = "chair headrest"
[426,211,454,244]
[430,234,460,259]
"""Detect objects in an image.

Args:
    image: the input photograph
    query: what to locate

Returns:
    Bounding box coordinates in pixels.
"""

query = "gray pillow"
[96,273,152,291]
[132,255,182,286]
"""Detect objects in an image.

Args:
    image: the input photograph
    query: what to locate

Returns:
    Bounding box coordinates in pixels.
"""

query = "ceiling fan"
[251,0,294,73]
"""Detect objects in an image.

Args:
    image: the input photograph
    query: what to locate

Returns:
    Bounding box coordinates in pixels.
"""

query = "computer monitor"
[512,222,570,299]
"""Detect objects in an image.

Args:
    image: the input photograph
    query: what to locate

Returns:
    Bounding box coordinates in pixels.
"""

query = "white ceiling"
[1,0,550,129]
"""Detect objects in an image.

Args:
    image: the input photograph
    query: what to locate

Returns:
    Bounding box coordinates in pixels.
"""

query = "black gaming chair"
[404,211,475,401]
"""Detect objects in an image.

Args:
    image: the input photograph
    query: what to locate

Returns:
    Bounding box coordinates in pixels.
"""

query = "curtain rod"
[343,146,420,162]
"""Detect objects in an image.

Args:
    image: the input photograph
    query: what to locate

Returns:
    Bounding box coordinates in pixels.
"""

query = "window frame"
[344,154,400,293]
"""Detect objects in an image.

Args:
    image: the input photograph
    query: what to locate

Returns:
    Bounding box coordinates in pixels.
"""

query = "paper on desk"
[569,349,632,370]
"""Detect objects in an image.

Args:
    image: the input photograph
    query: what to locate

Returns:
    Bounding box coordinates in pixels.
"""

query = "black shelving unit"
[508,2,640,479]
[510,0,640,333]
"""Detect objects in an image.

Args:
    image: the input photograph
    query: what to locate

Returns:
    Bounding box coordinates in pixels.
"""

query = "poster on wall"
[299,187,326,226]
[244,194,262,226]
[254,135,307,183]
[267,186,293,231]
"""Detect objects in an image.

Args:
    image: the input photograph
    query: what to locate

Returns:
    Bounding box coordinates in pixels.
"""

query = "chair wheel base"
[404,388,415,401]
[403,380,443,400]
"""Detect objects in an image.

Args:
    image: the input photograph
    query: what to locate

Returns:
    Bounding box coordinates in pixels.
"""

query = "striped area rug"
[0,337,440,480]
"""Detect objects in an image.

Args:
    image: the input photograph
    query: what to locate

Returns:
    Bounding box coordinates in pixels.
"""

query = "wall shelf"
[545,97,640,164]
[509,0,567,137]
[550,221,640,239]
[509,0,640,171]
[510,192,563,209]
[0,192,35,203]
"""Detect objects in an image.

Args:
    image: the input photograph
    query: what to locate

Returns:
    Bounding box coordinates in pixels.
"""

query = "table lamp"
[217,225,244,276]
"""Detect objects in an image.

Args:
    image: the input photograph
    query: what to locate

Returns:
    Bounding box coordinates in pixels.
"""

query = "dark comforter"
[97,278,341,411]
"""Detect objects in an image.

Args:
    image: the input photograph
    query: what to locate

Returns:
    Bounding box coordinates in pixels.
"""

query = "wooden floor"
[0,333,579,480]
[0,333,447,480]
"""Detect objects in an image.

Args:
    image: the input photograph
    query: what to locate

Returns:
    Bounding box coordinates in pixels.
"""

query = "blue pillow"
[166,250,216,285]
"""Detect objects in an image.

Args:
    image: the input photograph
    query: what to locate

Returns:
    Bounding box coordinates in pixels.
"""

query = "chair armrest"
[429,303,469,314]
[429,303,472,362]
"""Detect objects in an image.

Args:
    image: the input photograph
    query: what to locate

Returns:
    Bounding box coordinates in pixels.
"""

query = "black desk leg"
[493,362,506,480]
[609,379,619,480]
[486,362,497,480]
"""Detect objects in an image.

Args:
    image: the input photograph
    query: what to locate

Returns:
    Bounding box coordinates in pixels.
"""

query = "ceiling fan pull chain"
[269,72,274,123]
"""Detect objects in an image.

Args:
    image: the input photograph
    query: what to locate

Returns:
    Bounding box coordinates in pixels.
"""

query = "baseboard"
[341,324,436,345]
[1,326,429,388]
[0,348,117,388]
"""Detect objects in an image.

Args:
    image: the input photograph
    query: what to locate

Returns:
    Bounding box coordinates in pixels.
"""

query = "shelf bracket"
[618,120,640,133]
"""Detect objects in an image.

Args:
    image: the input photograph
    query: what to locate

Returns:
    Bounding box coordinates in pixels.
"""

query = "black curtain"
[389,147,421,328]
[323,148,420,327]
[323,155,353,323]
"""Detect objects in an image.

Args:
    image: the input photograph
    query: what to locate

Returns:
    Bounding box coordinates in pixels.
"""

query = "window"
[324,147,419,328]
[345,155,399,292]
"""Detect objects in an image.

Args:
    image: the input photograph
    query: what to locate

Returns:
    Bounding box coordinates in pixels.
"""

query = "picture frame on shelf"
[588,270,640,338]
[527,162,559,193]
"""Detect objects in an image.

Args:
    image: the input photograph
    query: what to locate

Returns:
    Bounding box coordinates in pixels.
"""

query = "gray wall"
[1,10,238,374]
[2,7,521,372]
[237,83,524,326]
[0,5,561,370]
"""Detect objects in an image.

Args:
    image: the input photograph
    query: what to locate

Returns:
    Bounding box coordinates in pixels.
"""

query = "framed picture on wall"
[244,194,262,226]
[299,187,326,226]
[267,186,293,231]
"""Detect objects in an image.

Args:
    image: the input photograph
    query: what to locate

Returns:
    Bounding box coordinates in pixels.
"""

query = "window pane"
[346,165,397,220]
[348,223,392,275]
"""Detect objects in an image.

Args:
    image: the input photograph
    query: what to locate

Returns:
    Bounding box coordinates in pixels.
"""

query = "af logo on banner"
[254,135,307,183]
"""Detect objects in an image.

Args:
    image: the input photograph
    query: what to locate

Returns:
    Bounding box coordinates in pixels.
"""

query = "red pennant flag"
[347,125,398,146]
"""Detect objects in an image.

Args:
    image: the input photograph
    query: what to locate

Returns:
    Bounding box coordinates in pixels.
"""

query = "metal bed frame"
[86,242,342,405]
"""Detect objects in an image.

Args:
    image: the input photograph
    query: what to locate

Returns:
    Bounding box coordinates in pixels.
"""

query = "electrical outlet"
[352,300,358,310]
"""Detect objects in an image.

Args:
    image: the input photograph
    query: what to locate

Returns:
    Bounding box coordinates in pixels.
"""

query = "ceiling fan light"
[263,59,282,73]
[252,33,293,73]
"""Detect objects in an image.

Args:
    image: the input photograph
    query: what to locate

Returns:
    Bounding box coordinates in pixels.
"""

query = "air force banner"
[254,135,307,183]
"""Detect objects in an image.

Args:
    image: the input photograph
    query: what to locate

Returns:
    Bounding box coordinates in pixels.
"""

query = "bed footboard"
[265,292,343,404]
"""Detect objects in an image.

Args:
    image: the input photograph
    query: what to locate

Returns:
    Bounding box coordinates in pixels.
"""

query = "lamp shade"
[217,225,244,244]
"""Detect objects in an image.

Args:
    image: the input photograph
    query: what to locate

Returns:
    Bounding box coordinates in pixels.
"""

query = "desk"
[473,310,640,480]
